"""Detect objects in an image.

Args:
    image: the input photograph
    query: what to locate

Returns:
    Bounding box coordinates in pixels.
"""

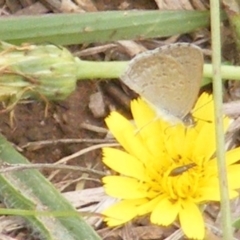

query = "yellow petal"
[209,147,240,168]
[164,125,187,158]
[102,148,146,180]
[198,186,220,201]
[192,120,216,160]
[151,197,180,226]
[103,176,148,199]
[227,165,240,190]
[229,190,240,199]
[105,111,135,148]
[190,94,227,161]
[193,93,214,127]
[225,147,240,165]
[193,93,212,112]
[103,199,147,226]
[182,128,199,158]
[105,112,154,165]
[137,195,164,216]
[131,98,159,135]
[199,184,238,202]
[179,200,205,240]
[131,98,166,157]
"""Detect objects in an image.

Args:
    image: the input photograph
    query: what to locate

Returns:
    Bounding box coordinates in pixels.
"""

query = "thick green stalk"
[76,59,240,83]
[0,134,101,240]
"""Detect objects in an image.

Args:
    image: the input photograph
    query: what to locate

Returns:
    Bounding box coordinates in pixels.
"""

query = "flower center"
[158,156,201,200]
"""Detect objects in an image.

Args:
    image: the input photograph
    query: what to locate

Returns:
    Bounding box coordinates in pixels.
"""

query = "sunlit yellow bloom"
[102,93,240,239]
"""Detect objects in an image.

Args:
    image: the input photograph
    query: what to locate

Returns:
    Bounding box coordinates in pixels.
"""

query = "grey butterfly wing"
[154,43,204,117]
[121,50,190,121]
[121,44,203,121]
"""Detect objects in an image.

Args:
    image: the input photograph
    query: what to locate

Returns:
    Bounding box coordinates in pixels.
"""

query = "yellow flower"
[102,93,240,239]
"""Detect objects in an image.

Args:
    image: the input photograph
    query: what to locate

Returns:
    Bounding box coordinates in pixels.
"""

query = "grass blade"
[0,11,210,45]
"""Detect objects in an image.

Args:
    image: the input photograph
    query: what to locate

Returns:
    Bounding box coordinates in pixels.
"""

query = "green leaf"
[0,11,210,45]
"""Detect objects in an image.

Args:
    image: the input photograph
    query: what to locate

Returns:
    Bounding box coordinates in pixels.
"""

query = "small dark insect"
[169,163,196,177]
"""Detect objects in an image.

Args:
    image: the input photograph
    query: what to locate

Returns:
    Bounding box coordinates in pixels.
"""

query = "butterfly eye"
[169,163,196,177]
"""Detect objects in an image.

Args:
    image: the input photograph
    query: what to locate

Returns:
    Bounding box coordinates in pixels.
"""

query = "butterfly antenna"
[134,116,158,135]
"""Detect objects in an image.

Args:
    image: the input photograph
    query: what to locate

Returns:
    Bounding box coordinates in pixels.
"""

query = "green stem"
[76,58,128,79]
[76,59,240,84]
[204,64,240,80]
[210,0,233,239]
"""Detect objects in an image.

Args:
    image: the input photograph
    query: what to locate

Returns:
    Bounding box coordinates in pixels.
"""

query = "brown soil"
[0,80,103,188]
